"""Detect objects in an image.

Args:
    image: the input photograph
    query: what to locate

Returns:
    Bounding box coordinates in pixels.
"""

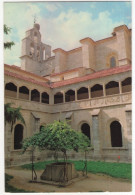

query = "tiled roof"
[5,70,50,88]
[4,64,131,89]
[50,65,131,88]
[4,64,49,82]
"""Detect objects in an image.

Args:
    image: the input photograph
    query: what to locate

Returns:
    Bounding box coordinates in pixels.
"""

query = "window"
[91,84,103,98]
[110,121,122,147]
[122,77,131,93]
[31,89,40,102]
[110,57,116,68]
[106,81,119,96]
[5,82,17,98]
[42,92,49,104]
[54,92,63,104]
[65,90,75,102]
[81,123,91,146]
[77,87,89,100]
[19,86,29,100]
[14,124,23,150]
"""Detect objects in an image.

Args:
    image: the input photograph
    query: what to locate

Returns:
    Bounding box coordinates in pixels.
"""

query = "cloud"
[44,2,62,12]
[4,3,129,66]
[40,9,124,52]
[4,2,41,66]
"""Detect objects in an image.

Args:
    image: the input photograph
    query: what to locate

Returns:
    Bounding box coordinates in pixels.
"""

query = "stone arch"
[31,89,40,102]
[40,123,46,131]
[5,82,17,98]
[65,89,75,102]
[34,31,38,42]
[122,77,131,93]
[91,84,103,98]
[81,123,91,141]
[110,121,123,147]
[105,81,119,95]
[77,87,89,100]
[41,92,49,104]
[54,92,63,104]
[19,86,29,100]
[14,124,23,150]
[30,42,34,56]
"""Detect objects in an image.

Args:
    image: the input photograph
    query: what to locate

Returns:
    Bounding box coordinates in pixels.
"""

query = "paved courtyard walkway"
[5,168,131,192]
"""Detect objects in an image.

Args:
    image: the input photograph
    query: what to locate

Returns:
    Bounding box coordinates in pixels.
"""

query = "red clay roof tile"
[5,70,50,88]
[50,65,131,88]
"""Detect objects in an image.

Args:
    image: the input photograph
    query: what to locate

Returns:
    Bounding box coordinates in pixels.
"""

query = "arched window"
[110,57,116,68]
[91,84,103,98]
[14,124,23,150]
[34,32,38,42]
[40,125,45,132]
[110,121,122,147]
[77,87,89,100]
[31,89,40,102]
[5,82,17,98]
[81,123,91,146]
[19,86,29,100]
[106,81,119,96]
[54,92,63,104]
[42,92,49,104]
[122,77,131,93]
[65,90,75,102]
[30,43,34,56]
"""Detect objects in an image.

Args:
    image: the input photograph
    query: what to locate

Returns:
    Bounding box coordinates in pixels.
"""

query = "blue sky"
[4,1,131,66]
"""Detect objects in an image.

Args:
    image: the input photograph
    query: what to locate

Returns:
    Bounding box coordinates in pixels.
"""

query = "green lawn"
[21,160,132,181]
[5,173,34,193]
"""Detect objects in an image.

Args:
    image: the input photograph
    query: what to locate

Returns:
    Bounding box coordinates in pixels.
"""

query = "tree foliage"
[4,24,15,49]
[5,103,25,132]
[22,120,90,159]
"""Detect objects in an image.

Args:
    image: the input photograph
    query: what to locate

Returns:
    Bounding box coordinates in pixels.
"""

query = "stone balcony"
[5,92,131,114]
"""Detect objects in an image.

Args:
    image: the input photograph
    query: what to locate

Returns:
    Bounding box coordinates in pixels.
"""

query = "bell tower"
[20,23,51,75]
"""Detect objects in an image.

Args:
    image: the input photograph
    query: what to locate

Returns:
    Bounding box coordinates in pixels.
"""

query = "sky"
[4,1,132,66]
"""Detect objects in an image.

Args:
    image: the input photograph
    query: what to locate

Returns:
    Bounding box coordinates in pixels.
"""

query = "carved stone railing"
[52,92,131,113]
[5,92,131,114]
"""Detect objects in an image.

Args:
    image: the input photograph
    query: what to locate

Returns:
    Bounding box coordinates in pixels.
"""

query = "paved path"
[5,168,131,192]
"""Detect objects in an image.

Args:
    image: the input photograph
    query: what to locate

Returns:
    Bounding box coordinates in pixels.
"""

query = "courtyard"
[5,160,132,192]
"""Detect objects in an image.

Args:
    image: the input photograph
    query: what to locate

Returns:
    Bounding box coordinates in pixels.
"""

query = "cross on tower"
[33,14,37,24]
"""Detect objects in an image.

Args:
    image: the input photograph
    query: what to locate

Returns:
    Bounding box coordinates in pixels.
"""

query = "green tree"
[4,24,15,49]
[4,103,25,132]
[22,120,90,161]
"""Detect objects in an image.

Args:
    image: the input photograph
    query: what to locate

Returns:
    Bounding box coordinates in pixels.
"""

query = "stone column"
[75,89,77,101]
[49,92,54,105]
[29,90,31,101]
[125,107,132,161]
[103,84,106,97]
[17,86,19,99]
[88,86,91,99]
[119,81,122,94]
[39,92,42,103]
[63,92,65,103]
[91,109,102,160]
